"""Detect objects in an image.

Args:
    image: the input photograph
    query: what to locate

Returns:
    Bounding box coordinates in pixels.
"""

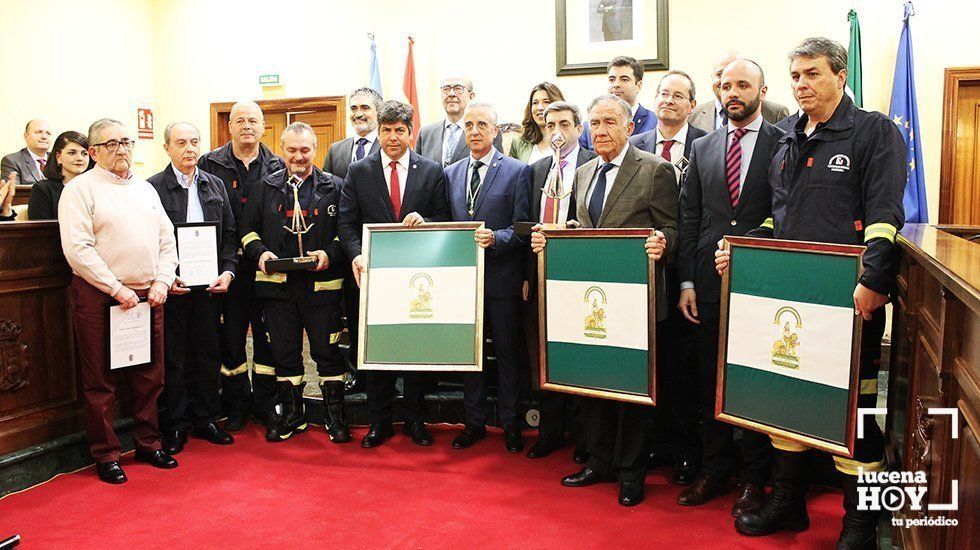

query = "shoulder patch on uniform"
[827,154,851,173]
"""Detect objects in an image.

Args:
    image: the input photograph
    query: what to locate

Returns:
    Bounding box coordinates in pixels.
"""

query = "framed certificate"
[358,222,485,372]
[107,300,153,370]
[175,222,219,288]
[717,236,866,457]
[536,228,657,405]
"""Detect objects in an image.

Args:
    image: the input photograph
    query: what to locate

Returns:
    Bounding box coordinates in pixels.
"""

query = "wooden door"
[940,68,980,224]
[289,110,339,169]
[259,113,287,159]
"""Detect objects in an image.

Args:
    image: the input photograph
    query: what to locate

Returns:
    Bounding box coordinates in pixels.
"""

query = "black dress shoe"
[134,449,179,469]
[677,474,728,506]
[96,461,127,484]
[504,427,524,453]
[451,426,487,449]
[572,443,589,464]
[193,422,234,445]
[561,467,614,487]
[162,430,187,455]
[361,423,394,448]
[619,480,645,506]
[672,460,697,485]
[526,438,559,459]
[403,421,433,446]
[731,482,766,517]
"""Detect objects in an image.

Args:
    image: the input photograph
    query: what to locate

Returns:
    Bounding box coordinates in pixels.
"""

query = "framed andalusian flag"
[718,236,865,457]
[537,229,656,405]
[358,222,484,372]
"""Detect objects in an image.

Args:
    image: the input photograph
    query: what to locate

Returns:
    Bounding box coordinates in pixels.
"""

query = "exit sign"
[259,74,280,86]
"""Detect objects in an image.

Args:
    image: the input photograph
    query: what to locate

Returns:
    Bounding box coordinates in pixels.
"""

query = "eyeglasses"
[657,90,690,102]
[440,84,469,95]
[92,139,136,151]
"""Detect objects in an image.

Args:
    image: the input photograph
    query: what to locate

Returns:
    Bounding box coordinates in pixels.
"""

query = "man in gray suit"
[2,119,53,185]
[415,76,501,166]
[532,94,676,507]
[688,52,790,133]
[322,87,382,179]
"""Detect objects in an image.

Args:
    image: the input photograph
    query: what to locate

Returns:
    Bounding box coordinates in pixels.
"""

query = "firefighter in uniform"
[239,122,350,443]
[198,101,285,429]
[715,38,906,549]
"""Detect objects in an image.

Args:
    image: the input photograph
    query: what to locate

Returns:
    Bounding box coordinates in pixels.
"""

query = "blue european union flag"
[888,2,928,223]
[369,35,383,95]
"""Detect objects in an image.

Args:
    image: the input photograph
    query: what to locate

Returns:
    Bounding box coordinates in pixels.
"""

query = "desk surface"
[899,223,980,314]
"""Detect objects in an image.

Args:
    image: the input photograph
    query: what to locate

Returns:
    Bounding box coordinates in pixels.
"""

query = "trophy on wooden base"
[265,173,318,272]
[541,132,572,228]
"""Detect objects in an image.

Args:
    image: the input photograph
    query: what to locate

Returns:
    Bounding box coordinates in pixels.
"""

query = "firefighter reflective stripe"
[770,436,807,452]
[863,222,897,243]
[256,272,287,284]
[221,363,248,376]
[834,456,885,475]
[860,378,878,395]
[313,279,344,291]
[329,331,343,344]
[253,363,276,376]
[277,375,304,385]
[761,217,774,230]
[319,374,345,384]
[242,231,261,247]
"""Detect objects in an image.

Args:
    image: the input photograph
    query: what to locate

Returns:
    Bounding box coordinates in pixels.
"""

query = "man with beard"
[628,70,707,486]
[675,59,782,516]
[199,101,285,430]
[416,76,502,166]
[689,52,791,133]
[148,122,237,454]
[579,56,658,150]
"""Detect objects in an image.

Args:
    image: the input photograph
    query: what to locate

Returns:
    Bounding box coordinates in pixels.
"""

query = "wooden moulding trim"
[208,95,346,150]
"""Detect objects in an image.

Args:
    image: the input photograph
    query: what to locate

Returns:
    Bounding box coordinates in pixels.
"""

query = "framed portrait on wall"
[555,0,669,76]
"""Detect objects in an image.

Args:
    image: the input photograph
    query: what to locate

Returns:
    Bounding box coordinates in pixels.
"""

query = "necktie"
[719,108,729,129]
[542,158,568,224]
[659,139,675,162]
[388,160,401,219]
[468,160,484,214]
[588,162,616,227]
[726,128,748,207]
[38,158,46,173]
[444,124,460,166]
[355,138,368,161]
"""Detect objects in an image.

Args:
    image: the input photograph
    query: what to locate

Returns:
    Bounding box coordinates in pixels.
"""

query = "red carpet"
[0,424,842,548]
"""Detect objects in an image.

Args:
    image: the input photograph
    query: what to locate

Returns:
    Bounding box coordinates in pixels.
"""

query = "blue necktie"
[355,138,368,161]
[588,162,616,227]
[444,124,460,166]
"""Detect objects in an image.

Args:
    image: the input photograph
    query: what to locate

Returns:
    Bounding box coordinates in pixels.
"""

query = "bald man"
[198,101,286,430]
[2,119,53,184]
[688,52,790,132]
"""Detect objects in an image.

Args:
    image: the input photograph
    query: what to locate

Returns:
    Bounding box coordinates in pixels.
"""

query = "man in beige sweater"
[59,118,180,484]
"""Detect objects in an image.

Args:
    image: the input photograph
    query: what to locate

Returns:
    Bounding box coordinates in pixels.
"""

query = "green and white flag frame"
[718,236,866,458]
[358,222,485,372]
[537,228,657,406]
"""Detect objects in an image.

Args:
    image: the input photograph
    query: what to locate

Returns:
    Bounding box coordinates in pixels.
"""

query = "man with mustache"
[416,77,502,167]
[675,59,782,516]
[689,51,790,133]
[579,57,658,150]
[148,122,238,454]
[2,119,53,185]
[199,101,285,430]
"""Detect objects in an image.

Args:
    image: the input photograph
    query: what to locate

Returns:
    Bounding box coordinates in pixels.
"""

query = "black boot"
[836,473,879,550]
[265,381,307,442]
[736,450,810,536]
[320,381,351,443]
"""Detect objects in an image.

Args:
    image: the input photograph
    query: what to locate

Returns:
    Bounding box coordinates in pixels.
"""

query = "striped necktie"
[726,128,747,207]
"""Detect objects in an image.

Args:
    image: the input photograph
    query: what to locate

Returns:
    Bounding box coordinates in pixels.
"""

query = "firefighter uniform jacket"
[239,167,346,304]
[751,94,906,294]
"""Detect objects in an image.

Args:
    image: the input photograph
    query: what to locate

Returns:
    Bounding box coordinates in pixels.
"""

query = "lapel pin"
[492,162,498,168]
[412,164,417,169]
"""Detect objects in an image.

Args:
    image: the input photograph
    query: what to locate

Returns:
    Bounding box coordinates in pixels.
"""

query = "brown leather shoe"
[731,482,766,517]
[677,473,727,506]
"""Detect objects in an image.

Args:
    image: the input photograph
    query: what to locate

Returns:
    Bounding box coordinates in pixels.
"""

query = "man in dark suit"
[688,52,791,133]
[533,94,677,506]
[524,101,595,462]
[1,119,52,185]
[676,59,782,516]
[340,100,451,448]
[629,70,707,485]
[579,57,657,150]
[323,87,382,180]
[445,101,531,453]
[416,77,502,167]
[148,122,237,454]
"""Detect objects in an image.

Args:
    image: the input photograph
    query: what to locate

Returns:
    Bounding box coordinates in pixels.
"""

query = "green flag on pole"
[847,9,863,108]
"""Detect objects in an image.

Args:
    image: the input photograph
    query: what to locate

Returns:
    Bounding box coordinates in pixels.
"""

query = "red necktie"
[38,159,46,172]
[727,128,747,207]
[659,139,675,162]
[389,161,401,219]
[542,158,568,224]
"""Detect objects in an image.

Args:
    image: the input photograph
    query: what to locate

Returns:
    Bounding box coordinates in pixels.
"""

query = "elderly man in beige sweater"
[59,118,180,484]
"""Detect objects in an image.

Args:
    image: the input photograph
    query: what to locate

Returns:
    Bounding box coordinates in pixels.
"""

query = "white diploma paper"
[108,301,152,369]
[176,224,219,287]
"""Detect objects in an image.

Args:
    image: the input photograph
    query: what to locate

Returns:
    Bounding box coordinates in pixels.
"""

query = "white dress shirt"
[727,114,764,192]
[538,146,581,224]
[380,150,408,202]
[351,130,377,159]
[29,150,46,179]
[466,148,495,190]
[442,119,464,160]
[714,99,725,130]
[657,124,689,162]
[585,144,630,210]
[173,164,204,223]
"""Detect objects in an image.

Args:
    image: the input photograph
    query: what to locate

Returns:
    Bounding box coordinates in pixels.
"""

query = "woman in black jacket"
[28,131,93,220]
